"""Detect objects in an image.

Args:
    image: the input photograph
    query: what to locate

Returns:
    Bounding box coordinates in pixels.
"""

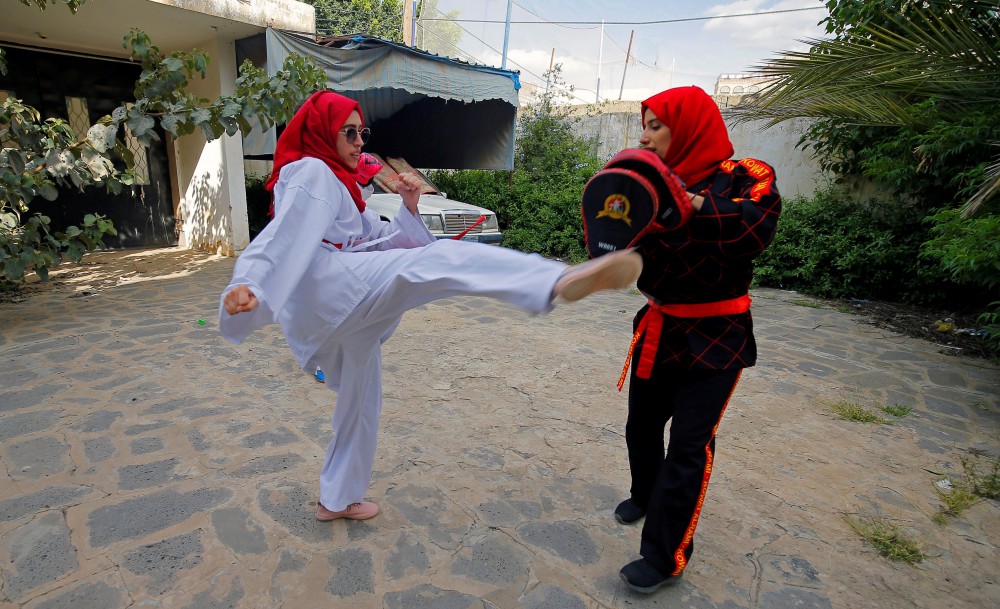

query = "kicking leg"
[553,249,643,302]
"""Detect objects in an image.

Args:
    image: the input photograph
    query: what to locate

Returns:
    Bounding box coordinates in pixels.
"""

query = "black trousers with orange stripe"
[625,366,742,576]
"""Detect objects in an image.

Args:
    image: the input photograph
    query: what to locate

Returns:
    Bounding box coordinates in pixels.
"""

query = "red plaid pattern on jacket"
[633,158,782,370]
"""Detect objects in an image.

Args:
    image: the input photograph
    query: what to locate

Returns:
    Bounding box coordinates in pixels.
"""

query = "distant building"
[712,73,775,109]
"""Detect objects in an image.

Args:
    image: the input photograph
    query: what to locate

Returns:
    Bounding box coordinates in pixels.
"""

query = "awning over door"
[238,29,520,170]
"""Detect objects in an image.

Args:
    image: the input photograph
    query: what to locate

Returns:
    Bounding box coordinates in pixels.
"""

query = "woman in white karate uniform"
[220,90,641,521]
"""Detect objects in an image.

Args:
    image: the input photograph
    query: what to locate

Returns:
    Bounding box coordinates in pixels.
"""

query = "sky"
[416,0,831,104]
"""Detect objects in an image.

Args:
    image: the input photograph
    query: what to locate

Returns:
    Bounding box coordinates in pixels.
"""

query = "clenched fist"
[396,171,423,215]
[223,285,258,315]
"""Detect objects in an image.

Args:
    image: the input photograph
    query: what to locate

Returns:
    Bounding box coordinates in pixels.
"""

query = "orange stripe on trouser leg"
[617,328,643,391]
[671,370,742,576]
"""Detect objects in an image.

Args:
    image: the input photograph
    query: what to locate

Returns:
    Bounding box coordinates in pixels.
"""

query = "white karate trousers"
[312,239,566,512]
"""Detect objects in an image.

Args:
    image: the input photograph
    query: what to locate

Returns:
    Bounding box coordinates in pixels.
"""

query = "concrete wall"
[173,36,250,256]
[567,105,831,200]
[154,0,315,31]
[725,116,832,199]
[562,101,641,163]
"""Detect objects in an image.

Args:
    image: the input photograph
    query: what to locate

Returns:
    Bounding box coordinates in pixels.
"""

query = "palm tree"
[731,1,1000,215]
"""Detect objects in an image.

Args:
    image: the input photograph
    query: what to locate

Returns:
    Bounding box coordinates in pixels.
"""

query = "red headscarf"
[641,86,734,187]
[266,90,366,215]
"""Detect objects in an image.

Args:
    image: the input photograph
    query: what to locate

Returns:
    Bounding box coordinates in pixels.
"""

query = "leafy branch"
[1,24,326,282]
[17,0,86,13]
[118,29,325,145]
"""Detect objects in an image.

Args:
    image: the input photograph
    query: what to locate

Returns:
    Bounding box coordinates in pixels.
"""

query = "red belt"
[322,239,342,249]
[617,294,752,391]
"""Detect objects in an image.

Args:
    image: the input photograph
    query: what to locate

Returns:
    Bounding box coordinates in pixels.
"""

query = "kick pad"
[581,168,659,258]
[581,148,693,258]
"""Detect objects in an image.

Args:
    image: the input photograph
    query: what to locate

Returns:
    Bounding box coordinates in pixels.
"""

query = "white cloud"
[440,0,830,103]
[501,48,610,103]
[703,0,826,47]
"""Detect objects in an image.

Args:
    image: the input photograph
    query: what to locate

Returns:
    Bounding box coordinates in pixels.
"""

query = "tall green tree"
[305,0,405,42]
[733,0,1000,342]
[415,0,464,59]
[733,0,1000,213]
[1,3,326,282]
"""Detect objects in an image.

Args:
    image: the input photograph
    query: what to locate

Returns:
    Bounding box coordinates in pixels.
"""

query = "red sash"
[617,294,752,390]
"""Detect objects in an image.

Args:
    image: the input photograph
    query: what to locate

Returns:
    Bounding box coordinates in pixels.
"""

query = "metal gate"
[0,45,176,248]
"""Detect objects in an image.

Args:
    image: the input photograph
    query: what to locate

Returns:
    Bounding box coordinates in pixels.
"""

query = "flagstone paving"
[0,247,997,608]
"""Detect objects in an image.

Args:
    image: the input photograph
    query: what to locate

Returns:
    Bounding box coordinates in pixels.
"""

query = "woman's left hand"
[396,172,423,215]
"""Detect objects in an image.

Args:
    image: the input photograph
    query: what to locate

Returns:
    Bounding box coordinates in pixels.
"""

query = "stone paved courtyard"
[0,247,997,608]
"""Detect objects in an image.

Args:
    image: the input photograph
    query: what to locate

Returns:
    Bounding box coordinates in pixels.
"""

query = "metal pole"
[618,30,634,100]
[411,0,418,47]
[402,0,414,46]
[596,19,604,102]
[501,0,513,69]
[545,47,555,94]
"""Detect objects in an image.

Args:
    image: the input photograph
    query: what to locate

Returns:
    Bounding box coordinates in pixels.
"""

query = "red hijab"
[641,86,734,187]
[266,90,366,215]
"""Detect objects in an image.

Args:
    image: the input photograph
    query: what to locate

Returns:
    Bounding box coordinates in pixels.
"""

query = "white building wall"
[174,36,250,255]
[153,0,315,30]
[4,0,315,255]
[713,73,774,110]
[725,117,831,199]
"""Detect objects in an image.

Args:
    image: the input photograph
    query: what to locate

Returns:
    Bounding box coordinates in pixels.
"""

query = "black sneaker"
[620,558,683,594]
[614,498,646,524]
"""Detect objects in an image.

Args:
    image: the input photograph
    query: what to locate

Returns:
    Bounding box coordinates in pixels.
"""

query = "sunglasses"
[338,127,371,145]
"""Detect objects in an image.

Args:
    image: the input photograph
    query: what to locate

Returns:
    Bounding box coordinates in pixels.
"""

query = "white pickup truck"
[363,155,504,244]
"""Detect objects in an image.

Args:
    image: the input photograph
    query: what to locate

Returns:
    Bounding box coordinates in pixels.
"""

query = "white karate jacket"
[218,157,435,366]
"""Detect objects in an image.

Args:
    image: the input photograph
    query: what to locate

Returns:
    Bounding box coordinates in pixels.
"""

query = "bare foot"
[316,501,379,521]
[553,250,642,302]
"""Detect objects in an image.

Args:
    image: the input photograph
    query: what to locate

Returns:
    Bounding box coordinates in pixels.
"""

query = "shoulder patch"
[738,158,774,180]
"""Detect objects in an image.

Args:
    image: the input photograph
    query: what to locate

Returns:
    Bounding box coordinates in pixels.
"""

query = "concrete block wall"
[565,106,831,200]
[725,116,832,199]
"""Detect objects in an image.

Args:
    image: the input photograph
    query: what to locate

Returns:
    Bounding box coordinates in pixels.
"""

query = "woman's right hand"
[396,172,423,215]
[223,285,258,315]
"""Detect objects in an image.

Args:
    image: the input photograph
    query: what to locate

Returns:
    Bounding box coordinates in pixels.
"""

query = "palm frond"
[963,151,1000,216]
[732,8,1000,128]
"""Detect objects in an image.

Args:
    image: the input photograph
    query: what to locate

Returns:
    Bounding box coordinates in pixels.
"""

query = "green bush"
[502,161,595,262]
[245,172,271,240]
[430,169,512,228]
[807,103,1000,215]
[921,207,1000,349]
[922,207,1000,290]
[753,188,984,308]
[430,67,601,262]
[430,158,597,262]
[976,303,1000,351]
